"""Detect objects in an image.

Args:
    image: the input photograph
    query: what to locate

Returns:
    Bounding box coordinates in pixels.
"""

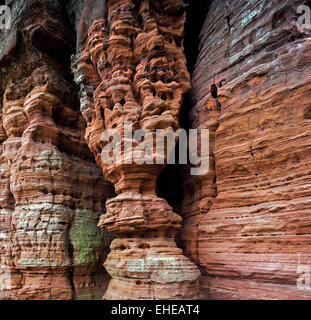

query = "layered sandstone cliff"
[182,0,311,299]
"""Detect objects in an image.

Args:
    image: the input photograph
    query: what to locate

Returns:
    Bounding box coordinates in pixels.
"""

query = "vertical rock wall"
[183,0,311,299]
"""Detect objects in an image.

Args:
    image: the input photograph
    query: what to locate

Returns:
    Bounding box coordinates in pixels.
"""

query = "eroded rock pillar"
[73,0,200,299]
[0,0,114,299]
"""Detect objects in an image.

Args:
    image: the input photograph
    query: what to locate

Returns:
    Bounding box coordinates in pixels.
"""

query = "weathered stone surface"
[0,0,114,300]
[73,0,200,300]
[182,0,311,299]
[1,0,311,301]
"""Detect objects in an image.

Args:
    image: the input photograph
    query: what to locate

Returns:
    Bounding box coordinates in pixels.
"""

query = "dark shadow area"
[156,163,184,214]
[156,1,211,213]
[184,0,212,74]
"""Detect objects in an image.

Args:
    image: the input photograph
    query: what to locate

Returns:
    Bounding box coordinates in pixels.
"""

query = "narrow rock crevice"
[67,217,76,300]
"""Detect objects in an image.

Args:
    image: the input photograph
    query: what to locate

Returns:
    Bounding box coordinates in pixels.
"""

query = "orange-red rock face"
[73,0,200,299]
[182,0,311,299]
[0,0,114,300]
[1,0,311,301]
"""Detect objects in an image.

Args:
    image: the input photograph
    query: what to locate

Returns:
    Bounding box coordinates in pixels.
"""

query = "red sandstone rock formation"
[182,0,311,299]
[73,0,200,299]
[0,0,114,300]
[1,0,311,301]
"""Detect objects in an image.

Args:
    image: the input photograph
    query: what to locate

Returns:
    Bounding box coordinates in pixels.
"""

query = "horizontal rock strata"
[182,0,311,299]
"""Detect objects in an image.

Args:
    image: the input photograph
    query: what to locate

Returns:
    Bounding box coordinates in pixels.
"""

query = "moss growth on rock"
[71,209,106,265]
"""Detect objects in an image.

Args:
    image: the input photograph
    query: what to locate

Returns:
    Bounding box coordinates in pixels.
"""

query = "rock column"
[73,0,200,299]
